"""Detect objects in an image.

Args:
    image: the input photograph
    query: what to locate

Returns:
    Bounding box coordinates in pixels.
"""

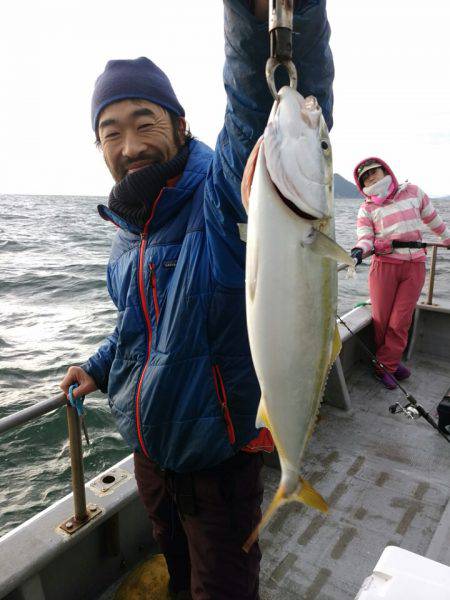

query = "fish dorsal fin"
[307,229,354,266]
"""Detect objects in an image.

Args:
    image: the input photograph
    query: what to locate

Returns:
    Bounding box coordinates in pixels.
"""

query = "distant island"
[334,174,361,199]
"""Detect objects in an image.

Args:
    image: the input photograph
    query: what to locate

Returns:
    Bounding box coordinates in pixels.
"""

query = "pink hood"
[353,156,399,202]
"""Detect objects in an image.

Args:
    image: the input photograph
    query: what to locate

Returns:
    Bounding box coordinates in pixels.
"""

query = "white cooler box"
[355,546,450,600]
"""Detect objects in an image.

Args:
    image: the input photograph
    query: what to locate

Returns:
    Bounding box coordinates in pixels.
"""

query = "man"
[60,1,334,598]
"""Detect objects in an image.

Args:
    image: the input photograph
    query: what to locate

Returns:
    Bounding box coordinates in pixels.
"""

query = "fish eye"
[321,141,329,151]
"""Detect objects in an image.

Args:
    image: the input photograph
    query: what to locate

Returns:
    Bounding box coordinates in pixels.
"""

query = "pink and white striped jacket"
[353,157,450,262]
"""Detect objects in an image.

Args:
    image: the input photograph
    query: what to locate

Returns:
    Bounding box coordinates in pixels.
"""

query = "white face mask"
[363,175,393,199]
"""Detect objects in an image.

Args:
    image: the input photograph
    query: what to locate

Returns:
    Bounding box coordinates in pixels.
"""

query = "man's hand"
[60,366,98,399]
[350,247,363,266]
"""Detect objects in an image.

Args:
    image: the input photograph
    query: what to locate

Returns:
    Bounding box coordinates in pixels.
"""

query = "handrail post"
[66,403,88,523]
[426,245,438,305]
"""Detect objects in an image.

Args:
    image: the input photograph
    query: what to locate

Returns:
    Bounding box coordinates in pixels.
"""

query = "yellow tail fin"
[297,478,328,512]
[242,478,328,553]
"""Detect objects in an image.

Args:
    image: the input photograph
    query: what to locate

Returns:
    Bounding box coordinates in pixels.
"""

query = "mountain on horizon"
[334,173,360,199]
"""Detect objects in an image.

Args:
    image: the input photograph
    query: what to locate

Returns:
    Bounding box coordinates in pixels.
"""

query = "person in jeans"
[351,157,450,390]
[60,1,334,598]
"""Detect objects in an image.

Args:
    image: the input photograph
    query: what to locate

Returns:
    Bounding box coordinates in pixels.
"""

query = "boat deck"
[97,352,450,600]
[259,352,450,599]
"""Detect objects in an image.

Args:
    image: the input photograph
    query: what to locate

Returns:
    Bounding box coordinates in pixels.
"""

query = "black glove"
[351,247,363,265]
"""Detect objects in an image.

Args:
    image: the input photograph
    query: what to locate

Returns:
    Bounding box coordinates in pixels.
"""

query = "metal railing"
[0,393,91,531]
[426,245,439,305]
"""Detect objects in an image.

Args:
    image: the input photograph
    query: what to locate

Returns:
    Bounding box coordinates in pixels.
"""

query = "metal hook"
[266,0,297,100]
[266,58,298,101]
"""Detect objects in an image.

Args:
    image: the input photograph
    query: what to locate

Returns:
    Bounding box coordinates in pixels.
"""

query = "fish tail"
[242,478,328,553]
[296,477,328,513]
[242,485,286,553]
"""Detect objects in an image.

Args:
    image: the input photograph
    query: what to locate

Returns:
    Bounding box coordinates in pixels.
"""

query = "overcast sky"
[1,0,449,197]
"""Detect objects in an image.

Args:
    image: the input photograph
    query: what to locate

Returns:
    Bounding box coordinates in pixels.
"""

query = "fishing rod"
[392,241,450,250]
[336,313,450,444]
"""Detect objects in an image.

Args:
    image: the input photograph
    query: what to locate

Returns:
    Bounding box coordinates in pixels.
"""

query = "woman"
[351,157,450,389]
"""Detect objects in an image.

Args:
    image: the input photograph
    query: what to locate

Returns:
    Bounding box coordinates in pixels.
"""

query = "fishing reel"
[389,399,450,443]
[389,402,420,420]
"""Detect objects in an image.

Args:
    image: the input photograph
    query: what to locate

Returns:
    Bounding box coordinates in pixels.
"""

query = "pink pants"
[369,258,426,373]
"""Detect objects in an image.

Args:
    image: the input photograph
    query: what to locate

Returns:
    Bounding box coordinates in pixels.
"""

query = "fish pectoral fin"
[308,230,354,266]
[255,396,270,429]
[237,222,247,243]
[297,478,328,513]
[243,485,286,553]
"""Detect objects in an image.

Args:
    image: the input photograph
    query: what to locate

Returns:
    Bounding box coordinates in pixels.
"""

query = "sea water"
[1,194,449,536]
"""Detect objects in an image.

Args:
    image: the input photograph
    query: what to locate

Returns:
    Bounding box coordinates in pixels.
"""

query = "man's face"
[98,99,184,182]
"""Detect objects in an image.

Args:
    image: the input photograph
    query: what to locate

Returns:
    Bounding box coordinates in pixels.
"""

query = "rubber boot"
[376,372,397,390]
[394,363,411,381]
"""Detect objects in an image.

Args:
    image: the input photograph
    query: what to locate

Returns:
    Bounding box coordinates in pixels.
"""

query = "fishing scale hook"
[266,0,298,100]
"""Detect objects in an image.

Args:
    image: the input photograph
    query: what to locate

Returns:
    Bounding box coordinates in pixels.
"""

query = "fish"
[241,86,354,550]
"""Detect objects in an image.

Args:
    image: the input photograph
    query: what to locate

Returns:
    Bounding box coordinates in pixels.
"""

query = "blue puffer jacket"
[82,0,334,472]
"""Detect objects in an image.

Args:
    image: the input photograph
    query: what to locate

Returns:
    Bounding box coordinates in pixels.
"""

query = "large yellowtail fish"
[241,86,354,551]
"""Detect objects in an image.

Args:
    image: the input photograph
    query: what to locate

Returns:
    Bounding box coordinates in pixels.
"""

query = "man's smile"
[126,161,153,175]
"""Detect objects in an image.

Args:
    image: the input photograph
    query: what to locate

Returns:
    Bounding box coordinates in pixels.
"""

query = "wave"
[1,194,449,538]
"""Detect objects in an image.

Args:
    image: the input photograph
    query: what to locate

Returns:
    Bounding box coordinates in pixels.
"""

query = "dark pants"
[134,451,264,600]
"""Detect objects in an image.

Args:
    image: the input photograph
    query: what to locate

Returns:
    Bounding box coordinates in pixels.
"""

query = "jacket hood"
[353,156,399,201]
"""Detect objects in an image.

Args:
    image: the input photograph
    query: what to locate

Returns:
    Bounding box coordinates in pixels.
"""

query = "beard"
[107,143,190,230]
[115,148,167,181]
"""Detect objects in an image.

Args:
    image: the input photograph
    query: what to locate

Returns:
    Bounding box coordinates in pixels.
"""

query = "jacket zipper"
[134,191,164,458]
[212,364,236,445]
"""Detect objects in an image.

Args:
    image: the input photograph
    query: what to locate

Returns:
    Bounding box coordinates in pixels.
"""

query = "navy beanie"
[91,57,185,131]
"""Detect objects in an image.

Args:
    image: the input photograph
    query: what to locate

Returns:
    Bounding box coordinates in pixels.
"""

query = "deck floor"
[98,353,450,600]
[259,353,450,599]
